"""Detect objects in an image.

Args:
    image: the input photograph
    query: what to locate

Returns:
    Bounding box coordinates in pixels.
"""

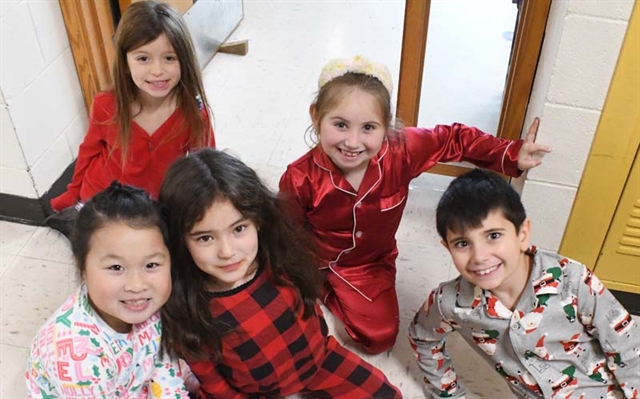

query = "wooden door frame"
[59,0,116,112]
[397,0,551,177]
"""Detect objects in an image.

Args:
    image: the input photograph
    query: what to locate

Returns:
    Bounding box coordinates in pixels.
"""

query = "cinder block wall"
[0,0,87,200]
[522,0,635,251]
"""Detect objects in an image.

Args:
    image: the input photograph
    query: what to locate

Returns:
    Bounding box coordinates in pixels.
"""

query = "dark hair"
[112,1,211,162]
[436,169,526,241]
[71,181,168,277]
[159,149,323,361]
[307,72,401,146]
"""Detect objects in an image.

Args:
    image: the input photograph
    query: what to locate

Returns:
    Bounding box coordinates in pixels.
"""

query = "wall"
[0,0,87,200]
[521,0,635,251]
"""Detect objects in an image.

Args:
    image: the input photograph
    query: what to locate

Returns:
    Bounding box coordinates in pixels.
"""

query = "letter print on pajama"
[26,285,189,398]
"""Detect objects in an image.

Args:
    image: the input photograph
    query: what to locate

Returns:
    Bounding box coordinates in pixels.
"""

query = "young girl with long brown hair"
[159,149,401,398]
[48,1,214,237]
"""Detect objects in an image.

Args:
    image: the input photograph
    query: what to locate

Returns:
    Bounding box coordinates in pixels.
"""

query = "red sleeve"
[404,124,524,178]
[201,107,216,148]
[278,165,310,226]
[50,93,112,211]
[190,361,248,399]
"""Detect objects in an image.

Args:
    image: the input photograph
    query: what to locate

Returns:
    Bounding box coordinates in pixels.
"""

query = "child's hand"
[180,359,201,394]
[517,117,551,171]
[50,192,79,212]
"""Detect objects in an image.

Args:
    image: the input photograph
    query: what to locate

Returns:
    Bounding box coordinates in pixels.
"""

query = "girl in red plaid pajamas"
[159,149,402,398]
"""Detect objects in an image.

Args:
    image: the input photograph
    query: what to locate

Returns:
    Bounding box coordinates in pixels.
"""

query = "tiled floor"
[0,1,527,398]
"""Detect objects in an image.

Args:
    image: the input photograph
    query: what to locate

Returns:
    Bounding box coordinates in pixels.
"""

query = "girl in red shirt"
[159,149,401,398]
[279,55,550,354]
[47,1,214,237]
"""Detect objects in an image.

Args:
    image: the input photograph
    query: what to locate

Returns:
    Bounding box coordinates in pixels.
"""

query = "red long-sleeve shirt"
[50,92,215,211]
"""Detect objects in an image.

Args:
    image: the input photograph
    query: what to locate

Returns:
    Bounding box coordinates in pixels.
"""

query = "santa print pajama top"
[409,248,640,399]
[50,91,215,211]
[187,267,402,399]
[279,124,523,302]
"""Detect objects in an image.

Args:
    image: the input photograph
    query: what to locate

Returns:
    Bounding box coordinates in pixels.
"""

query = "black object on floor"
[44,206,79,239]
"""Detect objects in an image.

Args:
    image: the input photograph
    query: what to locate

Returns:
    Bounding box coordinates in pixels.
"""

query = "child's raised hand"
[517,117,551,171]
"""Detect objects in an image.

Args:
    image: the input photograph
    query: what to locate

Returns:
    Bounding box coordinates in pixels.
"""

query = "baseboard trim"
[0,193,47,225]
[0,161,75,226]
[611,290,640,316]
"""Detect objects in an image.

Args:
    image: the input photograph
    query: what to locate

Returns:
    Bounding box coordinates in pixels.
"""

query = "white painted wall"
[0,0,87,199]
[521,0,635,251]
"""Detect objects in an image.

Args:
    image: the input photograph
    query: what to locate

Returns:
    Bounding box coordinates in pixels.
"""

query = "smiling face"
[83,222,172,333]
[314,87,387,177]
[444,210,531,306]
[185,198,259,292]
[126,33,181,103]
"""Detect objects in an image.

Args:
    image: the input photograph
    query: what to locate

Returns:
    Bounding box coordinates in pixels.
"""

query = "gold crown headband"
[317,56,393,95]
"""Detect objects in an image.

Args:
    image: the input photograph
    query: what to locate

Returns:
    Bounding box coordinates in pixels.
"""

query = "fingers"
[518,145,549,171]
[518,117,551,171]
[528,142,552,154]
[519,157,542,171]
[525,117,540,142]
[524,118,551,152]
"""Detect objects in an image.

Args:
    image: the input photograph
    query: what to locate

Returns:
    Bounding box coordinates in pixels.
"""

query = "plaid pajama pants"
[300,335,401,398]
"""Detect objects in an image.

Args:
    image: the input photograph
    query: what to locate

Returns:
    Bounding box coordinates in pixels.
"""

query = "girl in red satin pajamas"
[279,56,551,354]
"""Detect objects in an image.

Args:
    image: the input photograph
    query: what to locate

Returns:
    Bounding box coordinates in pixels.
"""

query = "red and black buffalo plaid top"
[188,267,402,399]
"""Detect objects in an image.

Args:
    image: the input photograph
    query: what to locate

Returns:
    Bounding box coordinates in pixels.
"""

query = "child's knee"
[358,320,399,354]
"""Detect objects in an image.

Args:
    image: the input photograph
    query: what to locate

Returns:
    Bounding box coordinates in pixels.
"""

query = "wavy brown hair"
[111,1,211,162]
[159,149,323,361]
